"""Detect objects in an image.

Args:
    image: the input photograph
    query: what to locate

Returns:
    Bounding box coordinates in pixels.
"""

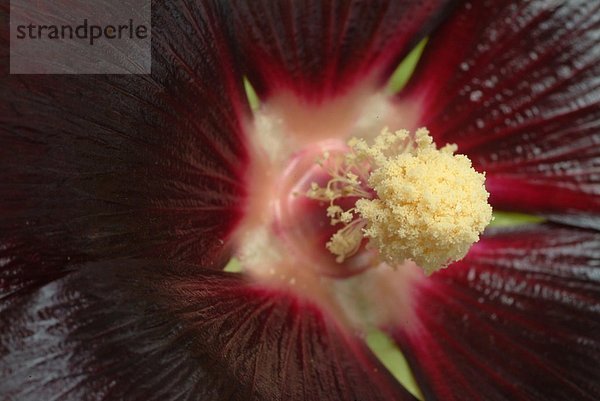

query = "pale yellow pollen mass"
[308,127,493,275]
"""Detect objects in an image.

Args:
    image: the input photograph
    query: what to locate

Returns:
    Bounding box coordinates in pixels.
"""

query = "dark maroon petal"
[227,0,456,100]
[0,2,250,299]
[390,224,600,401]
[398,0,600,226]
[0,260,417,401]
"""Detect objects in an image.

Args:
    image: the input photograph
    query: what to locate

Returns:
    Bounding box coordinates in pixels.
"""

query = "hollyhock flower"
[1,0,599,400]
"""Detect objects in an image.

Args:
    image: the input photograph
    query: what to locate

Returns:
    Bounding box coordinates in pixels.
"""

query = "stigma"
[307,127,493,275]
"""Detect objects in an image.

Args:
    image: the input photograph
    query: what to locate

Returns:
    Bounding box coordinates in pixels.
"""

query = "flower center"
[233,85,491,283]
[235,124,492,280]
[306,127,493,275]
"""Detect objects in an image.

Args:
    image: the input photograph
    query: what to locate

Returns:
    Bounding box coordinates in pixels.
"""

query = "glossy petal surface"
[399,0,600,226]
[228,0,456,100]
[0,260,417,401]
[391,224,600,401]
[0,1,248,302]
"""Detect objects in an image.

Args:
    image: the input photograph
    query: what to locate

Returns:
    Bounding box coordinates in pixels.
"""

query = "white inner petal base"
[231,82,425,324]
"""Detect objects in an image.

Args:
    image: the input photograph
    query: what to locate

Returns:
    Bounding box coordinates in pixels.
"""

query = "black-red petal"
[0,261,418,401]
[390,224,600,401]
[398,0,600,227]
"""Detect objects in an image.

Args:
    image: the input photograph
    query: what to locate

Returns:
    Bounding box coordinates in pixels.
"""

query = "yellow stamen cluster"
[308,127,493,275]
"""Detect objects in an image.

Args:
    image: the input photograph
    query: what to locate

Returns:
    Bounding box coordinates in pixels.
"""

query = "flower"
[1,1,599,401]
